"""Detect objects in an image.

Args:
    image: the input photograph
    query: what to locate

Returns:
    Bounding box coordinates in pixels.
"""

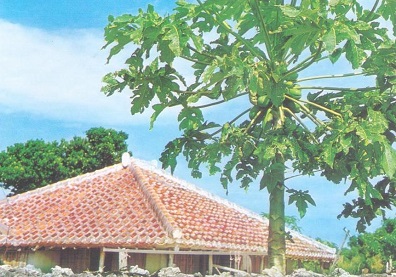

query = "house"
[0,155,336,274]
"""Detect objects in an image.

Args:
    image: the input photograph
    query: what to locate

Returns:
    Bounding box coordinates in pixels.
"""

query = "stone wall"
[0,264,385,277]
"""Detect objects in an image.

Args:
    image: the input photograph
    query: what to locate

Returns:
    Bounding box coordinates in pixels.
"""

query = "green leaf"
[260,163,285,193]
[304,194,316,206]
[202,61,218,83]
[382,144,396,178]
[287,189,315,218]
[329,0,340,6]
[178,107,204,131]
[329,48,342,63]
[190,34,204,52]
[163,23,183,57]
[278,5,300,18]
[150,104,166,129]
[296,198,308,218]
[323,27,336,53]
[345,40,365,69]
[160,138,184,174]
[323,142,336,168]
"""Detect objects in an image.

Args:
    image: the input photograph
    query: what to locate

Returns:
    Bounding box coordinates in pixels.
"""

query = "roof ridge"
[288,229,337,254]
[0,164,124,204]
[130,158,335,256]
[129,157,269,224]
[129,160,182,241]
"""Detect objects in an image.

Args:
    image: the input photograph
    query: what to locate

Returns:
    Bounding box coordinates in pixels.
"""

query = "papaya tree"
[102,0,396,273]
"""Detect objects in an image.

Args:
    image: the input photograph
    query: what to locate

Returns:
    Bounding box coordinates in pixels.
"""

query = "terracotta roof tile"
[0,157,335,261]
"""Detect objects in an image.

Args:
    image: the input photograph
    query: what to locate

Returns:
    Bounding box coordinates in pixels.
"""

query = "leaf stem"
[209,108,250,137]
[187,45,217,59]
[285,95,341,117]
[285,42,323,79]
[284,170,321,181]
[250,0,274,60]
[297,72,366,82]
[299,86,378,92]
[365,0,380,22]
[282,107,319,144]
[181,55,211,65]
[174,89,212,95]
[295,102,326,127]
[245,108,264,134]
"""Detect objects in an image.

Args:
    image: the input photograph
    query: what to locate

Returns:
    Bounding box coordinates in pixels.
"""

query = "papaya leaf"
[382,144,396,178]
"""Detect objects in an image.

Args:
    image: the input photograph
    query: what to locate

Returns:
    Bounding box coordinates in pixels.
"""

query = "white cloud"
[0,19,155,125]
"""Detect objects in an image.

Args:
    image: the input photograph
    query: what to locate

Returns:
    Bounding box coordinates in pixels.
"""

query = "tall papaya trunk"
[268,154,286,274]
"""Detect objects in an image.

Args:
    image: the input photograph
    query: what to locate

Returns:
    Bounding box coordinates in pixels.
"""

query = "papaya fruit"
[288,87,302,99]
[257,95,270,107]
[249,92,258,105]
[284,81,294,88]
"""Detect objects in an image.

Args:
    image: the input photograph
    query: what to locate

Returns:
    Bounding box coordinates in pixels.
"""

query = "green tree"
[102,0,396,272]
[315,237,338,251]
[0,127,129,195]
[339,219,396,274]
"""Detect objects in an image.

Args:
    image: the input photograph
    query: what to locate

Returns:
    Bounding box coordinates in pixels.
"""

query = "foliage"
[338,218,396,274]
[301,260,328,274]
[102,0,395,271]
[0,127,129,195]
[315,237,338,251]
[337,253,367,274]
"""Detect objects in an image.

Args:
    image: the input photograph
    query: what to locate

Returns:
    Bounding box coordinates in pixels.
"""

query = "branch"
[297,72,367,82]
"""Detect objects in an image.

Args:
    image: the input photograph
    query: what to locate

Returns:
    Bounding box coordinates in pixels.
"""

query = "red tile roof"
[0,157,335,261]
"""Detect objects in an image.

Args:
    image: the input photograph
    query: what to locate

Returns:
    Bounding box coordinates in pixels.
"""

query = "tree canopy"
[0,127,129,195]
[339,218,396,274]
[102,0,395,272]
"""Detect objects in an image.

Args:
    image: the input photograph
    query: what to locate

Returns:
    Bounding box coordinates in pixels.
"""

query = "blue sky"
[0,0,389,246]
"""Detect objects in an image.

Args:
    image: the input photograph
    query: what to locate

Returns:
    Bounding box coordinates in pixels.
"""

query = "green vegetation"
[0,127,129,195]
[338,219,396,274]
[102,0,395,273]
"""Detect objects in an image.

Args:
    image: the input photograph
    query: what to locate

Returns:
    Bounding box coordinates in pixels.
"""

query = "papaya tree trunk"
[268,155,286,274]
